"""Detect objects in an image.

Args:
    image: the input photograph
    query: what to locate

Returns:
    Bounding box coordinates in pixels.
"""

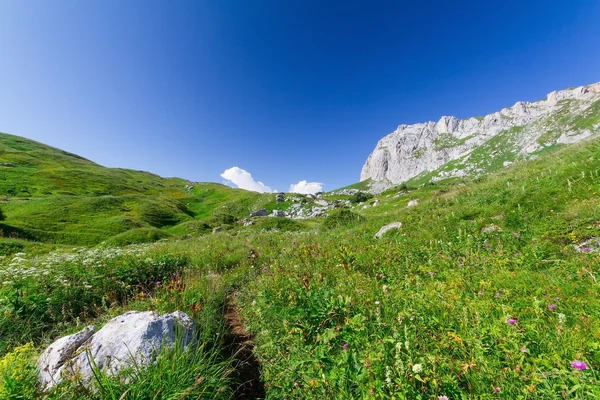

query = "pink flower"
[507,318,518,325]
[343,343,349,350]
[548,304,557,311]
[521,347,528,352]
[571,360,588,370]
[438,396,449,400]
[493,387,501,393]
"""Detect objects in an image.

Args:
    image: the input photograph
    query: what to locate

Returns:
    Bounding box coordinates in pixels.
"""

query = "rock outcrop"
[361,83,600,187]
[374,222,402,239]
[39,311,195,391]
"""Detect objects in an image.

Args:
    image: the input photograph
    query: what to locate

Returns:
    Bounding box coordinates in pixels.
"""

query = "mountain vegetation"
[1,130,599,398]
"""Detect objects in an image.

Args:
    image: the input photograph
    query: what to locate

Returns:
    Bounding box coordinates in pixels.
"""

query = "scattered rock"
[276,193,285,203]
[250,209,268,217]
[407,200,419,207]
[39,311,195,391]
[213,227,223,233]
[270,210,287,218]
[243,220,254,227]
[374,222,402,239]
[481,224,502,233]
[0,162,15,167]
[575,237,600,254]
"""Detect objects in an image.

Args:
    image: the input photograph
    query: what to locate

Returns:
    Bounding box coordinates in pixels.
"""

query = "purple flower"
[515,252,521,257]
[485,242,491,247]
[155,281,162,285]
[493,387,501,393]
[532,238,538,243]
[459,263,464,267]
[521,347,528,353]
[507,318,518,325]
[428,271,435,276]
[571,360,588,370]
[554,297,560,301]
[512,232,521,239]
[343,343,349,350]
[495,292,502,298]
[548,304,557,311]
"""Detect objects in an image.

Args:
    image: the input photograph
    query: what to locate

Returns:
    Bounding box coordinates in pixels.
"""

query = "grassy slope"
[2,134,600,398]
[0,132,285,246]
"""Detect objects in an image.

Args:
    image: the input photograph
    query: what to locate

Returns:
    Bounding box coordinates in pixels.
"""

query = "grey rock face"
[250,209,268,217]
[38,311,195,391]
[361,82,600,187]
[374,222,402,239]
[407,200,419,207]
[270,210,287,218]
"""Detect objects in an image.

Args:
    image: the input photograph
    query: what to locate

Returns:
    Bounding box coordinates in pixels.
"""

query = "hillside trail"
[224,295,265,399]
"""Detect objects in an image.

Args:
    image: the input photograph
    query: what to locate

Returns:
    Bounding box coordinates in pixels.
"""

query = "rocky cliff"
[361,82,600,187]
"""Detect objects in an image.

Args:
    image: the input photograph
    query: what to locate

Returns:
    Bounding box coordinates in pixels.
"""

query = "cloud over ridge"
[289,180,323,194]
[220,167,274,193]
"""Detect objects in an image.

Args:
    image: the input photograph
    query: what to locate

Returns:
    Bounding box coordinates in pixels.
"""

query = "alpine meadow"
[1,2,600,399]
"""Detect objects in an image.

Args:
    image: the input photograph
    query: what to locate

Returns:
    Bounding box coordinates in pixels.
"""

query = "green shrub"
[0,342,38,399]
[104,227,172,246]
[251,217,306,232]
[322,209,365,230]
[349,192,373,204]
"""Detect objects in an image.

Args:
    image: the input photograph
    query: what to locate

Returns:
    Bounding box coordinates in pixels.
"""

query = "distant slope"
[0,133,277,245]
[361,82,600,187]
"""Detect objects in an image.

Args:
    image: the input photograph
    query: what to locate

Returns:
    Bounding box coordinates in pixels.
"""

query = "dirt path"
[224,295,265,399]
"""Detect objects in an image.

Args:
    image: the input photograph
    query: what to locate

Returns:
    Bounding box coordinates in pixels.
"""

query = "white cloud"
[220,167,275,193]
[289,180,323,194]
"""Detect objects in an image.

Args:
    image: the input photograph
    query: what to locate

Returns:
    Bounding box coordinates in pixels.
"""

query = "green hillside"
[0,133,300,246]
[1,133,600,398]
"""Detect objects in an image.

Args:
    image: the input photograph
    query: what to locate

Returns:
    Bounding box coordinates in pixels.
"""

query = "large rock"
[360,82,600,188]
[250,209,268,217]
[374,222,402,239]
[39,311,195,391]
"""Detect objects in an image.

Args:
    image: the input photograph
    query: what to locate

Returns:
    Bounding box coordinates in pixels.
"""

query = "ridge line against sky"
[0,0,599,192]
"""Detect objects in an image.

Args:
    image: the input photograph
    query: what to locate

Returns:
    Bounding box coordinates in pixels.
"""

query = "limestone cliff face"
[361,83,600,186]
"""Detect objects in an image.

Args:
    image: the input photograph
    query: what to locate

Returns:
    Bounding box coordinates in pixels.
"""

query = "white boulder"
[39,311,195,391]
[374,222,402,239]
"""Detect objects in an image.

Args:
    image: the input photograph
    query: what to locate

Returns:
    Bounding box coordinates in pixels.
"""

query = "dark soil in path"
[224,295,265,399]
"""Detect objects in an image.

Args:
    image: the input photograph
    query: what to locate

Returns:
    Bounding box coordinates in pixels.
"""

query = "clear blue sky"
[1,1,599,191]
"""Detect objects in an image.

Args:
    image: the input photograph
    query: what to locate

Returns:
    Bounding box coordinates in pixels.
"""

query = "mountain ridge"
[361,82,600,187]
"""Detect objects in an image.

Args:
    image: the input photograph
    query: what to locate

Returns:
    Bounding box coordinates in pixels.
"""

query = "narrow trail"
[224,295,265,400]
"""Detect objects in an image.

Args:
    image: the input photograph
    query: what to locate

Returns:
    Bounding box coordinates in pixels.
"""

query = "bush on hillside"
[104,228,172,246]
[349,191,373,204]
[322,209,365,230]
[251,217,306,232]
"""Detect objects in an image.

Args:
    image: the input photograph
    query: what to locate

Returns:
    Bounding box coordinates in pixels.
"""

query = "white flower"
[558,313,566,324]
[412,363,423,373]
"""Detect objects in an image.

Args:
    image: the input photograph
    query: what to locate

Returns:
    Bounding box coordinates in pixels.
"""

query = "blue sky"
[1,1,599,192]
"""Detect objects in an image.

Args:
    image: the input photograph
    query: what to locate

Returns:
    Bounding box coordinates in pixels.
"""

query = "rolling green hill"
[0,132,290,246]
